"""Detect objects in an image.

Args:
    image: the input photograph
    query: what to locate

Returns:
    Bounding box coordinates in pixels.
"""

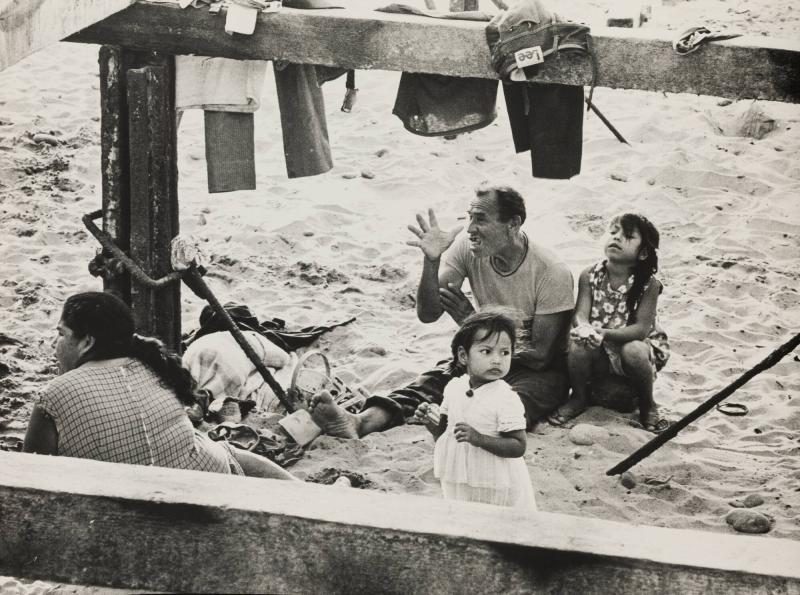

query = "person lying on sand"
[547,213,671,433]
[184,328,293,418]
[23,291,297,481]
[414,311,536,509]
[309,182,574,438]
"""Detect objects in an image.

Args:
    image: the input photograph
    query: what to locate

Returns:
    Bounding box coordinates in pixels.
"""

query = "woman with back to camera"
[23,291,296,480]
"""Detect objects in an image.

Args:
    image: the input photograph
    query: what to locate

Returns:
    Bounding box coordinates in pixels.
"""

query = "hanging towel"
[274,62,334,179]
[377,3,498,138]
[175,56,267,113]
[392,73,499,137]
[204,111,256,193]
[176,56,267,193]
[502,82,583,179]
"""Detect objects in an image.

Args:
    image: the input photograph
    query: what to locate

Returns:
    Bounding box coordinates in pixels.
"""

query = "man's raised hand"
[439,283,475,325]
[406,209,463,262]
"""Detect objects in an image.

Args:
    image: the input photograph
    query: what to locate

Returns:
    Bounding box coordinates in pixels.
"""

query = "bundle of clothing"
[175,0,350,192]
[182,301,354,415]
[382,0,597,179]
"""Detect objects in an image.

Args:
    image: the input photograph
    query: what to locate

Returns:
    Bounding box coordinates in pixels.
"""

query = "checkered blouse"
[37,357,242,474]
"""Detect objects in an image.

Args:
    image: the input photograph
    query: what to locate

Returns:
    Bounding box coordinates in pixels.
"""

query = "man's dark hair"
[475,183,526,224]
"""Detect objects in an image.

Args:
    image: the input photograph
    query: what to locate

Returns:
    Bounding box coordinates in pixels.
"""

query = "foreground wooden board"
[1,452,799,593]
[67,1,800,102]
[0,0,133,71]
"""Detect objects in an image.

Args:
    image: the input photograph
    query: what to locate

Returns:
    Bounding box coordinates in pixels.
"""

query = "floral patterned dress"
[588,260,670,375]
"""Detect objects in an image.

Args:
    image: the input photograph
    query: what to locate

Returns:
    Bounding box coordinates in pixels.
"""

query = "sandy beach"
[1,1,799,588]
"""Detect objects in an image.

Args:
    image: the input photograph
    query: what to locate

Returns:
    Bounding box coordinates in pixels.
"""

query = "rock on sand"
[568,423,609,446]
[725,509,773,534]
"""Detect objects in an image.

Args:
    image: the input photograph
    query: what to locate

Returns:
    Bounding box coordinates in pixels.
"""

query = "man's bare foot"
[308,390,360,439]
[547,395,588,427]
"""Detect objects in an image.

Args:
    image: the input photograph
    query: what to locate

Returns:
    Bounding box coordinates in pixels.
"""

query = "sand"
[1,2,799,587]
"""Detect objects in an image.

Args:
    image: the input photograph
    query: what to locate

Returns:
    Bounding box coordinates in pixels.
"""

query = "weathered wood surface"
[126,58,180,349]
[67,2,800,102]
[2,452,799,594]
[0,0,133,71]
[99,46,153,303]
[99,46,130,303]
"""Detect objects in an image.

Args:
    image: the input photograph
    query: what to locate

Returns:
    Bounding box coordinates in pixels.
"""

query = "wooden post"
[99,46,134,303]
[126,56,180,350]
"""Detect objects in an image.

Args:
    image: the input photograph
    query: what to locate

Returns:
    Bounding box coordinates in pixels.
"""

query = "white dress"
[433,376,536,509]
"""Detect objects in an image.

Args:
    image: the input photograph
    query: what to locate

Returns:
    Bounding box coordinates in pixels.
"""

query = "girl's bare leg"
[551,340,603,423]
[619,341,657,426]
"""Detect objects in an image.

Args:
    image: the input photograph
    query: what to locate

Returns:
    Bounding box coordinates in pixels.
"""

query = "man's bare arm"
[407,209,463,323]
[514,310,572,370]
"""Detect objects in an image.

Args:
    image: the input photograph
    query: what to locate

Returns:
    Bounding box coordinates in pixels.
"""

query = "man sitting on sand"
[309,182,574,437]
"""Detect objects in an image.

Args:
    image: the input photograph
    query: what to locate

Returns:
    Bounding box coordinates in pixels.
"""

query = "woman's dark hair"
[61,292,197,405]
[475,182,527,224]
[612,213,661,323]
[451,310,517,361]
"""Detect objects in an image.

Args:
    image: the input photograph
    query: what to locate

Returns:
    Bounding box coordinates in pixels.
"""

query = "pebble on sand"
[730,493,765,508]
[743,494,765,508]
[361,170,375,179]
[620,472,637,489]
[725,509,773,534]
[568,423,609,446]
[32,133,59,146]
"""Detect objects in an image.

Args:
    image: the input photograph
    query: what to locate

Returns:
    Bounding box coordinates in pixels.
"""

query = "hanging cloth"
[485,0,597,179]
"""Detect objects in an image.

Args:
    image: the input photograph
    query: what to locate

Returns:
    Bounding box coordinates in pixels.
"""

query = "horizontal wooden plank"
[1,452,799,593]
[0,0,133,71]
[66,1,800,102]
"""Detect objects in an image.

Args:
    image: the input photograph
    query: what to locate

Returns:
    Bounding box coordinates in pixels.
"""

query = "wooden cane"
[607,332,800,476]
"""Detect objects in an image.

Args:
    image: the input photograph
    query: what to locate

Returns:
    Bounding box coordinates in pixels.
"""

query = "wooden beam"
[67,2,800,102]
[126,57,180,349]
[0,0,133,71]
[98,46,154,303]
[2,452,799,594]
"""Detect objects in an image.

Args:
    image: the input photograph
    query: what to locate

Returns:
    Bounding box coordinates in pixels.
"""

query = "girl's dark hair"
[61,292,197,406]
[451,310,517,361]
[612,213,661,323]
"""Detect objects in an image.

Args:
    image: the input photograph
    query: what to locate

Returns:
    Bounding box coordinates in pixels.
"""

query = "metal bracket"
[83,209,184,289]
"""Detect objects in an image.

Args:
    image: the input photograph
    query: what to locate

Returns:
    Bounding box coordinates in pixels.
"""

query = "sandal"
[547,413,571,427]
[546,399,587,427]
[644,418,671,434]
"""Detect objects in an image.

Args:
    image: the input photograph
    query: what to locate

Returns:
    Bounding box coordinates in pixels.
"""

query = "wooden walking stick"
[585,97,630,145]
[181,267,297,414]
[607,332,800,476]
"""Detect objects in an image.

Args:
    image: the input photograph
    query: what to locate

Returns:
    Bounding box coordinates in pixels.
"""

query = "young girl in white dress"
[413,311,536,509]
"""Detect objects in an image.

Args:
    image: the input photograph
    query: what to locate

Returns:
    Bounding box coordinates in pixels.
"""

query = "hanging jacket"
[485,0,596,179]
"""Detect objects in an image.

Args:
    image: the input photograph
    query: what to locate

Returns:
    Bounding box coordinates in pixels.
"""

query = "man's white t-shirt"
[441,233,574,351]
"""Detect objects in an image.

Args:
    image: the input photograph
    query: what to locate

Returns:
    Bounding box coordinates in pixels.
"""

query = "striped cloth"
[36,357,242,474]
